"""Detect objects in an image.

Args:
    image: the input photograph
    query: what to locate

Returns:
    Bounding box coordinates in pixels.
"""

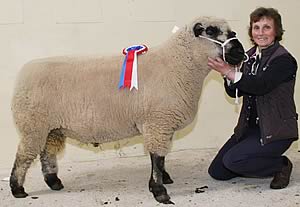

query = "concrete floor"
[1,148,300,207]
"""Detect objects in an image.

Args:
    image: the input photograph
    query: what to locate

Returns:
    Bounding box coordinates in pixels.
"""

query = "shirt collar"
[258,41,280,57]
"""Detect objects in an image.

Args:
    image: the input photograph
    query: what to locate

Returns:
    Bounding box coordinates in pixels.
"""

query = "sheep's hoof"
[155,194,175,205]
[162,171,174,184]
[45,173,64,191]
[150,184,174,205]
[11,186,28,198]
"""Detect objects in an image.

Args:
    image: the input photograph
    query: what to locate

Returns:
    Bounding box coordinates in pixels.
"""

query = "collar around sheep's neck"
[198,35,246,105]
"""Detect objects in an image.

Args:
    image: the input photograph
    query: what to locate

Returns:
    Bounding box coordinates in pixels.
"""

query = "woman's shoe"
[270,157,293,189]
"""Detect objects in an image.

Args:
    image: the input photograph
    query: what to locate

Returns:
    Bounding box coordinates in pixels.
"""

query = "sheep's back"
[12,55,147,143]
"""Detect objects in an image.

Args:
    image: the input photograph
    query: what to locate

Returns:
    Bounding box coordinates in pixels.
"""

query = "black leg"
[161,157,174,184]
[149,153,174,204]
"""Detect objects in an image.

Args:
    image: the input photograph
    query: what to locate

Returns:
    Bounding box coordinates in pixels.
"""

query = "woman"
[207,7,298,189]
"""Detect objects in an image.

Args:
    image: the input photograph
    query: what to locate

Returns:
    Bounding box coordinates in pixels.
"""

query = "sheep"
[9,16,245,204]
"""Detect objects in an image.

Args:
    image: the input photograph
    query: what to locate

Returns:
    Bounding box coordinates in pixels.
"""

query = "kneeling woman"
[207,7,298,189]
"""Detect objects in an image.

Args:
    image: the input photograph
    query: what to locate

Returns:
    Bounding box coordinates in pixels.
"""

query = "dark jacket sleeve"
[224,78,244,98]
[226,54,297,96]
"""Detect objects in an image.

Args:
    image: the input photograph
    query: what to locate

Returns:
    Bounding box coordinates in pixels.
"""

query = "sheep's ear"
[228,30,237,38]
[193,23,204,37]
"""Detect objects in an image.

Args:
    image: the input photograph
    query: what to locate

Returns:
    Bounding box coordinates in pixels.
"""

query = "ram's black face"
[193,23,245,65]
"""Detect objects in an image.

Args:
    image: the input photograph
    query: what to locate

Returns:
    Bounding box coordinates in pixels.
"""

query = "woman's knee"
[208,170,232,181]
[208,163,234,181]
[222,152,246,173]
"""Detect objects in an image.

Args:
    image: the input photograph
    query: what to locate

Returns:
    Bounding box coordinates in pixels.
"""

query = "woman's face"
[251,17,276,48]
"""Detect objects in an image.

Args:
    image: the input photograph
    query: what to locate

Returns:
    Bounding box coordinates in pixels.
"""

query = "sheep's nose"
[236,46,245,56]
[230,43,244,57]
[225,40,245,65]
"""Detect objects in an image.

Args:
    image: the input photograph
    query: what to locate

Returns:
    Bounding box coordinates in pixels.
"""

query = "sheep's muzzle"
[224,39,245,66]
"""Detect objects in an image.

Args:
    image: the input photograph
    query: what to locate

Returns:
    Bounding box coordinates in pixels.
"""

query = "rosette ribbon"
[118,44,148,90]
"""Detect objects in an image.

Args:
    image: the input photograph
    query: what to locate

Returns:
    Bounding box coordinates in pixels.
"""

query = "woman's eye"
[264,25,271,29]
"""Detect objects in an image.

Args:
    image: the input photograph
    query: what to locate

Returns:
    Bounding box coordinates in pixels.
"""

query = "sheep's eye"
[205,26,220,37]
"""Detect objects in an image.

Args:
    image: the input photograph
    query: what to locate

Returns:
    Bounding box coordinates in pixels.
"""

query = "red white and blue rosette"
[118,44,148,90]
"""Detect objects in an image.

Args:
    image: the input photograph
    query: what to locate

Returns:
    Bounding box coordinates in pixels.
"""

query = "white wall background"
[1,0,299,169]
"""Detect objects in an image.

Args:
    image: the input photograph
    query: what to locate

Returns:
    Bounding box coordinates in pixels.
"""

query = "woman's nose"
[256,28,263,35]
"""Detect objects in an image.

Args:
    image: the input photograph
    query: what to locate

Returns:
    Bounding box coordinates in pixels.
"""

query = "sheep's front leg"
[149,153,174,204]
[161,157,174,184]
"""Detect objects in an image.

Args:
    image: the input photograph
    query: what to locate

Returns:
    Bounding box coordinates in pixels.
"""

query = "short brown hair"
[248,7,284,45]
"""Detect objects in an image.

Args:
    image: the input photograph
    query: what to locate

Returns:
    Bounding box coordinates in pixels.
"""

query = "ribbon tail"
[118,55,127,89]
[130,52,138,90]
[124,51,134,88]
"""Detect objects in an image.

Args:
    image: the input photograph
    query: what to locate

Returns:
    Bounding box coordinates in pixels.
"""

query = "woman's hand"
[208,57,235,80]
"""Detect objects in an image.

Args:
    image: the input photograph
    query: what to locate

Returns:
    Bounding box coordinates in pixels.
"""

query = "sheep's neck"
[157,40,210,115]
[165,37,210,92]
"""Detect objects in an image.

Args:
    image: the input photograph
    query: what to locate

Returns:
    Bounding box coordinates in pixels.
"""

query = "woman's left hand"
[207,57,232,74]
[208,57,237,80]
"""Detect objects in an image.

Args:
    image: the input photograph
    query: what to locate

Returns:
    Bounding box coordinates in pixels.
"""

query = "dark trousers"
[208,127,294,180]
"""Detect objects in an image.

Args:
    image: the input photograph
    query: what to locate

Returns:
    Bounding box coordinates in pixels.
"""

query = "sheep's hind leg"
[40,129,66,191]
[10,134,47,198]
[149,153,174,205]
[10,153,36,198]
